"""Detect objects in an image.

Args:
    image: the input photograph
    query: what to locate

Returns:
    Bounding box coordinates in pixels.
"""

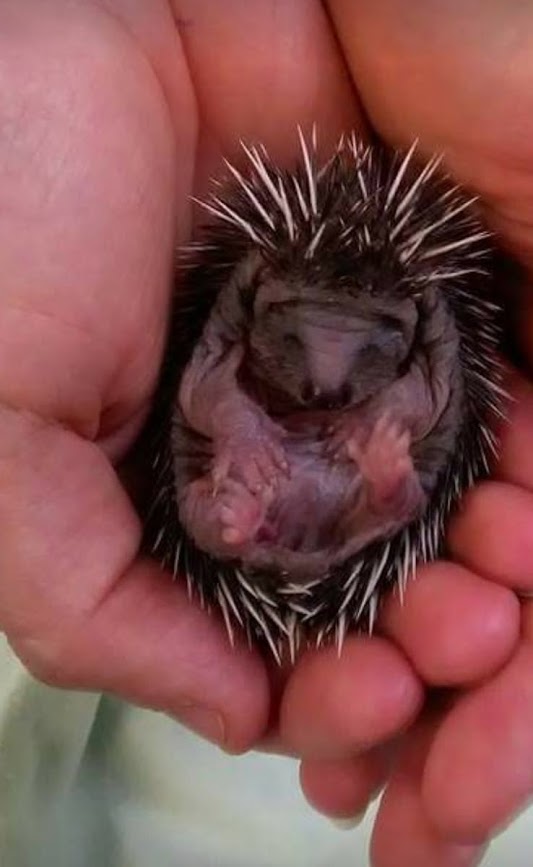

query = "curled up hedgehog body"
[145,131,506,663]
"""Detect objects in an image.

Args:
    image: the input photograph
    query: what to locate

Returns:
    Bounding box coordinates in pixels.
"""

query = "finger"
[212,458,230,493]
[496,372,533,491]
[172,0,363,191]
[519,598,533,643]
[255,453,276,487]
[381,562,520,685]
[326,0,533,268]
[1,412,269,753]
[299,747,392,821]
[371,718,487,867]
[270,442,290,476]
[0,4,271,753]
[422,642,533,844]
[0,3,191,450]
[246,463,265,493]
[346,438,363,463]
[225,343,245,373]
[448,481,533,591]
[279,637,423,759]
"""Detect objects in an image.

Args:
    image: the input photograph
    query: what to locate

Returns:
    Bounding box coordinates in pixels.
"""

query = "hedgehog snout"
[301,381,353,409]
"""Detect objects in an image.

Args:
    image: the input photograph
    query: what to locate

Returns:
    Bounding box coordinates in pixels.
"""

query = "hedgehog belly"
[174,424,360,577]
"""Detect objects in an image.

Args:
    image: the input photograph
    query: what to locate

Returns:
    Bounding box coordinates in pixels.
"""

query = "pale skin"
[2,2,533,866]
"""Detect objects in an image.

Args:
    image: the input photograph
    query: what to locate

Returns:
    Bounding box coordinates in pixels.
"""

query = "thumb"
[327,0,533,271]
[0,408,269,753]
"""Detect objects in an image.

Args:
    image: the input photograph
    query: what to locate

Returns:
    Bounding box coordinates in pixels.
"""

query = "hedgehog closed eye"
[144,130,507,663]
[283,334,302,349]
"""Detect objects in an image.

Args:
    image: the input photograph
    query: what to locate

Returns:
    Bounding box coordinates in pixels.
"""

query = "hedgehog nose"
[301,382,352,409]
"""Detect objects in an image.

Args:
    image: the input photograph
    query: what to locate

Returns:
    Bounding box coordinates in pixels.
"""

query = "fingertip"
[496,372,533,490]
[299,750,389,820]
[422,644,533,844]
[381,562,520,685]
[371,774,487,867]
[370,719,487,867]
[280,637,423,758]
[448,482,533,591]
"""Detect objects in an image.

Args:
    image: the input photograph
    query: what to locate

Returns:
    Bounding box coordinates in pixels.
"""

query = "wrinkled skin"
[2,3,533,867]
[176,258,461,574]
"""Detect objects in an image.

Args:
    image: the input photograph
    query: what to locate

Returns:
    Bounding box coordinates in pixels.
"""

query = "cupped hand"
[291,3,533,866]
[2,3,533,867]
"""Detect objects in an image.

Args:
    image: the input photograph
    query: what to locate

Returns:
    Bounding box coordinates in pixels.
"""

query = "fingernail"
[176,703,227,747]
[330,808,368,831]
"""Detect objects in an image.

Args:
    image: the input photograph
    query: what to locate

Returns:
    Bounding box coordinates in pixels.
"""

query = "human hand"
[286,3,533,865]
[1,3,531,866]
[0,0,365,756]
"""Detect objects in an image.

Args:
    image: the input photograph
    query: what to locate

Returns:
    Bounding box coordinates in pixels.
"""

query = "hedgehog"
[144,130,506,663]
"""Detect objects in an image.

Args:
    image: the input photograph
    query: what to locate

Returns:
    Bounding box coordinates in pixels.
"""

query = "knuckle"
[10,631,81,689]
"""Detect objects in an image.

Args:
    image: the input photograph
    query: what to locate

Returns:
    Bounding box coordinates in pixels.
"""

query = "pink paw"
[218,479,269,547]
[212,426,289,494]
[324,412,366,461]
[348,413,414,505]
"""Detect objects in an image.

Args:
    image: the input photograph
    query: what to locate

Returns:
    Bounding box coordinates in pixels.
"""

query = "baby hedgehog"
[145,131,506,661]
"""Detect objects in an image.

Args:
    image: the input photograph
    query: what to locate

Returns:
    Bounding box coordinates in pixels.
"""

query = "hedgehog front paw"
[218,479,270,547]
[323,412,365,461]
[212,427,289,494]
[348,412,415,509]
[181,476,274,556]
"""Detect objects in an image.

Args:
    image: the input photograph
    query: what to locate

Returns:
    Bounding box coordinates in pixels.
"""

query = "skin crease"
[0,1,532,865]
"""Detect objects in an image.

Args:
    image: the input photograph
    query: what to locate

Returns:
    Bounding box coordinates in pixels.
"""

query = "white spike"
[152,526,166,551]
[368,595,378,634]
[343,561,362,591]
[263,605,289,637]
[234,568,260,599]
[240,142,287,214]
[306,222,327,258]
[356,543,391,618]
[192,196,263,244]
[338,576,361,614]
[288,614,298,663]
[241,595,281,664]
[424,267,488,282]
[223,158,276,229]
[311,122,318,153]
[335,131,346,153]
[399,196,480,251]
[356,163,369,201]
[277,176,296,240]
[218,574,244,627]
[393,151,442,218]
[385,140,419,210]
[336,612,347,657]
[297,125,318,216]
[419,524,429,563]
[292,175,309,220]
[315,626,326,649]
[418,231,491,261]
[288,602,314,617]
[197,581,205,610]
[172,539,182,578]
[217,591,235,646]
